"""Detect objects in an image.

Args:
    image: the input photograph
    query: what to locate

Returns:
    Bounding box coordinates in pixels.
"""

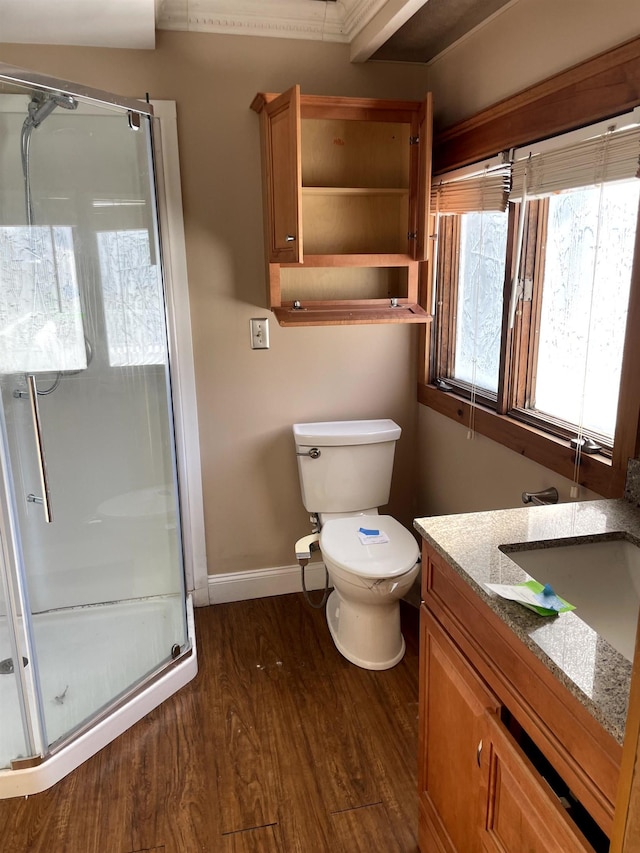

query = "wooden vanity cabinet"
[251,86,433,326]
[420,612,593,853]
[419,544,622,853]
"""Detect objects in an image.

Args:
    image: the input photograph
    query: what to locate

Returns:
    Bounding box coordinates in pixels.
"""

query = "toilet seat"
[320,515,419,579]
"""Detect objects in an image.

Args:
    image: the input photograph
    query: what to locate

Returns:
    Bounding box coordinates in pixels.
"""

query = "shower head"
[20,91,78,226]
[26,91,77,128]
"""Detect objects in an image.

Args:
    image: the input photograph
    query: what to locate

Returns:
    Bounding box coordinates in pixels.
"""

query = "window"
[528,182,639,441]
[97,229,167,367]
[428,114,640,492]
[0,226,86,373]
[435,209,508,397]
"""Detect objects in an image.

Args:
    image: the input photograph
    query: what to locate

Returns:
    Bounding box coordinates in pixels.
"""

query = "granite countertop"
[414,498,640,746]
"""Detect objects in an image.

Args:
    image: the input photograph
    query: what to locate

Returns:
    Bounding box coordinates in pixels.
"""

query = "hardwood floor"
[0,594,420,852]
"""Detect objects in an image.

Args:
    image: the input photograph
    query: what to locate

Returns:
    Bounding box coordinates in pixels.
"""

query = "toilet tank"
[293,419,401,513]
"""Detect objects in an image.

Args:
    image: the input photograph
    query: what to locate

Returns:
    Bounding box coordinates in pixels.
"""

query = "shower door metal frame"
[0,404,46,762]
[0,63,154,117]
[147,98,208,607]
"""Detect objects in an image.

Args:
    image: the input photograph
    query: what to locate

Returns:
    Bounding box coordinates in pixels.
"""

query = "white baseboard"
[208,561,329,605]
[190,584,211,608]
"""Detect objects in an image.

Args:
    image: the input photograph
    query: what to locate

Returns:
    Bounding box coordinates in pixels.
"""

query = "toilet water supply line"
[295,532,331,609]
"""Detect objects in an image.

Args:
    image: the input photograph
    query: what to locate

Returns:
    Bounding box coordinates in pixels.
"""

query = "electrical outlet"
[250,317,270,349]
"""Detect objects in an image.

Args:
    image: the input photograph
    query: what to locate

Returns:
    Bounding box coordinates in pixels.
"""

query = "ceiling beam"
[349,0,430,62]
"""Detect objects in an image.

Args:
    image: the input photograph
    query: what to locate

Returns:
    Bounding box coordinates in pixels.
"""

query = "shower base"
[0,594,196,798]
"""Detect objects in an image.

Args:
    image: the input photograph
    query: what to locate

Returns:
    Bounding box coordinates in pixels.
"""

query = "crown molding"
[156,0,395,44]
[342,0,389,39]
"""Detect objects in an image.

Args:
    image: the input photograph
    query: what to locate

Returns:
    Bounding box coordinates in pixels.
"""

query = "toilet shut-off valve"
[295,533,320,567]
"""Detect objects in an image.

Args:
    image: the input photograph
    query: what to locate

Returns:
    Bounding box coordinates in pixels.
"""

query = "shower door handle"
[26,374,53,523]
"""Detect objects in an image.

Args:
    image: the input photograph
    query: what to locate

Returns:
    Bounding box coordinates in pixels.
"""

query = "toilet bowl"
[319,514,420,670]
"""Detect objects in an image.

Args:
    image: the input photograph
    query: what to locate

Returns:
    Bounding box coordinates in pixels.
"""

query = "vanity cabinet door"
[481,715,593,853]
[419,608,500,853]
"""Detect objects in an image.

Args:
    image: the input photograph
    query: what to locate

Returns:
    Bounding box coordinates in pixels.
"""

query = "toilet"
[293,419,420,670]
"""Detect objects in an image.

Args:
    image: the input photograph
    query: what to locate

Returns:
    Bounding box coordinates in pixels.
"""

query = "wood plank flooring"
[0,594,420,852]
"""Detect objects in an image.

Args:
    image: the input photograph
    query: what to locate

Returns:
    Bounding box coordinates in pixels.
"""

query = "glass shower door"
[0,81,189,756]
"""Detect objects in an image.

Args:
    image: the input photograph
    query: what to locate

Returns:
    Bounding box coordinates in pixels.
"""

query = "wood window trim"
[418,383,623,496]
[420,35,640,498]
[432,36,640,175]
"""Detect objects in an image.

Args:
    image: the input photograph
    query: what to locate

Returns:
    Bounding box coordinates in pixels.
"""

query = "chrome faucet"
[521,487,559,506]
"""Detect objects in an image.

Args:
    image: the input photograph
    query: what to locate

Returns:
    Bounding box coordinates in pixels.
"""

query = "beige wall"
[416,0,640,518]
[428,0,640,129]
[0,32,430,575]
[418,408,601,517]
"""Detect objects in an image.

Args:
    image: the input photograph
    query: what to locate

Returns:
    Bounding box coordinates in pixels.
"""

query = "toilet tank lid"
[293,419,401,446]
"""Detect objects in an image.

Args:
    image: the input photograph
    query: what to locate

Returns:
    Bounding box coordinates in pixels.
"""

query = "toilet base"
[325,589,406,671]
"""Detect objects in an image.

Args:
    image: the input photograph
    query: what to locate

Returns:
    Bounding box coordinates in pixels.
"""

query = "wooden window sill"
[418,382,625,497]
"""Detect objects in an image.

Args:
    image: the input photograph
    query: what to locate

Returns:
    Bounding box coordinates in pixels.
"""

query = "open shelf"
[280,262,409,302]
[301,118,411,189]
[301,191,410,254]
[269,255,428,326]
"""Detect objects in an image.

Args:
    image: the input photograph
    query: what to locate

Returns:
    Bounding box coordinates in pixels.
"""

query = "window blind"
[511,124,640,200]
[432,116,640,213]
[430,165,511,214]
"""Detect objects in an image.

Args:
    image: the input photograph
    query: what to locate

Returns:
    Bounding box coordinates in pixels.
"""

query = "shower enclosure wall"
[0,65,199,797]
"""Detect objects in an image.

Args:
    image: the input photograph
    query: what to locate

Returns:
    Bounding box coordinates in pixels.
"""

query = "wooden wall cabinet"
[251,86,433,326]
[419,544,621,853]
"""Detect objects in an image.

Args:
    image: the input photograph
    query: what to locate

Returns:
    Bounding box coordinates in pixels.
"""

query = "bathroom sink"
[501,537,640,661]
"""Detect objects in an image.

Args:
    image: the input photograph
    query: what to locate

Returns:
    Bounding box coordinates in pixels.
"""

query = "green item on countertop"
[484,579,575,616]
[516,580,575,616]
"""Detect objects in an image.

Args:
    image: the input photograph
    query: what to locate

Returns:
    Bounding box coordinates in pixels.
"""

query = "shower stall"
[0,65,198,797]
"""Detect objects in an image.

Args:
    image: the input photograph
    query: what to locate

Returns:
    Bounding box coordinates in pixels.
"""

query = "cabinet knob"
[476,739,483,768]
[285,234,296,242]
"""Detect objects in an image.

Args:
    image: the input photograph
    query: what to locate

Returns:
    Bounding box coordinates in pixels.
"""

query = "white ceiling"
[0,0,430,61]
[0,0,157,49]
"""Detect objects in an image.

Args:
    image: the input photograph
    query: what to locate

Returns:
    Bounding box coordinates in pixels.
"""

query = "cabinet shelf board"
[273,302,428,326]
[279,254,417,268]
[302,186,409,196]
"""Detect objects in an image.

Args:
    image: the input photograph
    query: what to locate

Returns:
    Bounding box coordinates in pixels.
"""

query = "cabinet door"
[481,715,593,853]
[415,93,433,262]
[419,609,500,853]
[262,85,303,263]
